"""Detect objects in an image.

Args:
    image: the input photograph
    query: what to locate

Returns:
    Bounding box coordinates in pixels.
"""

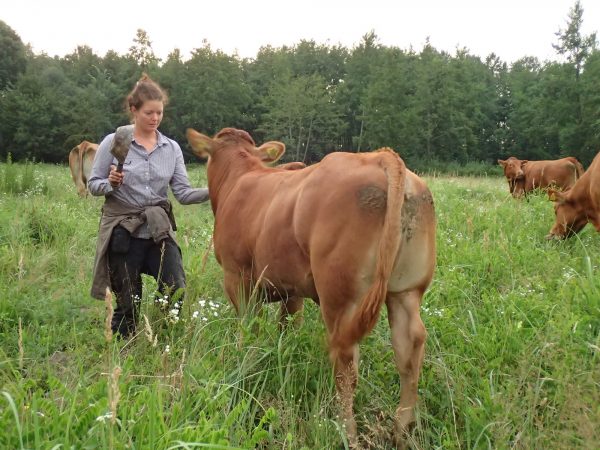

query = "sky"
[2,0,599,64]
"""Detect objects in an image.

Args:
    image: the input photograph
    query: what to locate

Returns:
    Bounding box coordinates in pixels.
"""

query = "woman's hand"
[108,165,124,188]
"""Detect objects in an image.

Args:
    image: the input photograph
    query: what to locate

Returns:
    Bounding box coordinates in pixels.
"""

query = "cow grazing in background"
[546,152,600,239]
[498,156,584,198]
[187,127,436,448]
[69,140,98,197]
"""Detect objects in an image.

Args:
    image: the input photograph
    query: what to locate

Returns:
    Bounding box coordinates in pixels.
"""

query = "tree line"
[0,2,598,170]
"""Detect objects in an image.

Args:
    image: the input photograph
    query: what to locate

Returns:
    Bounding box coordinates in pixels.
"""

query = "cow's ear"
[498,159,506,166]
[548,189,566,203]
[521,160,529,167]
[186,128,213,158]
[256,141,285,163]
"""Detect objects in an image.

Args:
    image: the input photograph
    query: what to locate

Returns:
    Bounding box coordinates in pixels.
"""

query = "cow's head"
[545,189,588,239]
[498,157,527,197]
[186,128,285,164]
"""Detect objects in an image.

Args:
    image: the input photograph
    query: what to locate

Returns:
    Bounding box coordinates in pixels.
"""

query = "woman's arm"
[170,143,209,205]
[88,134,117,196]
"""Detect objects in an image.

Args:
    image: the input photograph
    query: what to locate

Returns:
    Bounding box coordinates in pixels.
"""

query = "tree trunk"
[302,117,314,162]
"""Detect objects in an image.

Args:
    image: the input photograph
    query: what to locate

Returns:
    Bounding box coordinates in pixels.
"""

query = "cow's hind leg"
[386,289,427,448]
[279,296,304,329]
[333,342,359,447]
[323,309,359,447]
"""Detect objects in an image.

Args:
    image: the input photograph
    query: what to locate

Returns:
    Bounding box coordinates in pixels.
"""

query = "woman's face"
[131,100,163,133]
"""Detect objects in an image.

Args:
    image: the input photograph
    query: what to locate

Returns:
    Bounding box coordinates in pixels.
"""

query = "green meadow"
[0,162,598,449]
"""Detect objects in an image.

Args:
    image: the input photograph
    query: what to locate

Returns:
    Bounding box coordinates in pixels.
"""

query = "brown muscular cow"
[498,156,584,198]
[187,127,436,448]
[546,151,600,239]
[69,140,98,197]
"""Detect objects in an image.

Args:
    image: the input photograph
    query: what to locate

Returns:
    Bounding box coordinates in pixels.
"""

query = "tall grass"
[0,154,49,195]
[0,166,598,449]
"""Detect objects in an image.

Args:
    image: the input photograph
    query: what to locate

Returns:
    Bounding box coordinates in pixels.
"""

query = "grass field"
[0,162,598,449]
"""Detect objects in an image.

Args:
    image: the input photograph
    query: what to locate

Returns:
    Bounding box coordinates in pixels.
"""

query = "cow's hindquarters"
[304,150,407,445]
[386,175,435,446]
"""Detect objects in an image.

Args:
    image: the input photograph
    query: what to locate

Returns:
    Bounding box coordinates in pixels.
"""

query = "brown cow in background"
[498,156,584,198]
[69,140,98,197]
[546,151,600,239]
[187,127,436,448]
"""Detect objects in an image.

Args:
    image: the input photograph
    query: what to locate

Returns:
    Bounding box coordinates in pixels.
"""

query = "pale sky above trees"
[3,0,599,63]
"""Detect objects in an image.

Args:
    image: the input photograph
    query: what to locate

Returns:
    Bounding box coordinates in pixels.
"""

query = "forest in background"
[0,2,598,171]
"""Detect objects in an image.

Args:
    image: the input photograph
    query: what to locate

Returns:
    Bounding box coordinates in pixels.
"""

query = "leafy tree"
[580,50,600,164]
[61,66,122,148]
[447,49,499,163]
[360,44,498,167]
[553,0,597,79]
[128,29,161,70]
[259,72,345,162]
[359,46,420,161]
[247,41,348,150]
[157,48,187,141]
[164,42,252,152]
[485,53,511,160]
[504,57,548,158]
[287,40,347,87]
[60,45,103,86]
[549,1,598,162]
[335,31,386,151]
[0,56,72,162]
[0,20,27,90]
[243,45,292,142]
[539,62,582,158]
[99,50,141,119]
[1,17,599,170]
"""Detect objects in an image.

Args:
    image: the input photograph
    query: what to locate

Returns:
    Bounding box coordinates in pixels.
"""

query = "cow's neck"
[563,167,595,228]
[568,168,591,202]
[208,148,263,213]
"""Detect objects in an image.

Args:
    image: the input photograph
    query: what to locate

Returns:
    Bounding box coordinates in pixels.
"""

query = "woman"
[88,74,209,339]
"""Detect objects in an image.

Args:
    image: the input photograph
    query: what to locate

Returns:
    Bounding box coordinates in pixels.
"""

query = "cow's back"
[523,158,582,191]
[293,152,395,296]
[216,150,434,302]
[214,152,390,298]
[292,154,434,295]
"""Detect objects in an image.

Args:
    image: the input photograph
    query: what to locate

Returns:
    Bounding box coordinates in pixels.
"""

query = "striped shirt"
[88,129,209,238]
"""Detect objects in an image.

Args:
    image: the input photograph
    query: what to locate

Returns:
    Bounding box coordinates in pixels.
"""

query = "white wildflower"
[96,412,113,422]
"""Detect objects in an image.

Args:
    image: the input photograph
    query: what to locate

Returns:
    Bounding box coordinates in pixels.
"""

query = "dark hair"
[126,73,168,113]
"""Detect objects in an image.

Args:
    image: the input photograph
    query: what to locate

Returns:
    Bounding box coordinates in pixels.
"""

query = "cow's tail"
[79,144,87,182]
[567,157,585,179]
[69,145,81,184]
[329,148,406,356]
